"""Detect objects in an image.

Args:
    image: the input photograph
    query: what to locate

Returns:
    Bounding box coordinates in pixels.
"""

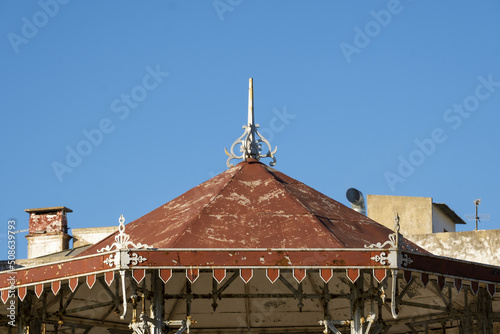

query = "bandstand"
[1,79,500,333]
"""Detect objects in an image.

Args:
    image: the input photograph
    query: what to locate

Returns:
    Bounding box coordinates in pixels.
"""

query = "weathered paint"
[80,160,426,254]
[136,249,394,268]
[0,253,109,289]
[25,206,72,258]
[25,206,71,234]
[408,229,500,266]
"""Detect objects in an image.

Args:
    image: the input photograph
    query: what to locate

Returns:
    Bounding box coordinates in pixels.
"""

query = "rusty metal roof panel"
[172,214,347,249]
[81,159,426,256]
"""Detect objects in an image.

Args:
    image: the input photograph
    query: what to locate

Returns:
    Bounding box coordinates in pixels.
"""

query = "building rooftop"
[433,203,466,225]
[25,206,73,213]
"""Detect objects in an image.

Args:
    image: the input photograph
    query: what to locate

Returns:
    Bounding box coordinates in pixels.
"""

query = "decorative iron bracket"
[365,214,416,268]
[98,215,153,320]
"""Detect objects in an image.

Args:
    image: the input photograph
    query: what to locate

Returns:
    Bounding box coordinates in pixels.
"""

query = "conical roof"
[81,159,426,255]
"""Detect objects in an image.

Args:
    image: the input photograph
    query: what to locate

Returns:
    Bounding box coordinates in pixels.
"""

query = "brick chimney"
[25,207,72,259]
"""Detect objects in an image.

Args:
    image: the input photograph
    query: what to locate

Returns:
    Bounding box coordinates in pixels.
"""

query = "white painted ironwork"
[370,252,390,265]
[365,214,417,254]
[364,234,396,249]
[98,214,152,252]
[103,250,148,268]
[98,215,153,320]
[225,78,277,167]
[119,270,127,320]
[391,269,399,320]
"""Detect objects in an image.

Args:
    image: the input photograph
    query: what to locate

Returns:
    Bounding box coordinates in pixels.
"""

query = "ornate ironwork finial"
[225,78,277,168]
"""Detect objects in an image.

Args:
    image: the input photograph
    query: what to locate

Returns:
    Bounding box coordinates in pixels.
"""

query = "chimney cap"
[25,206,73,214]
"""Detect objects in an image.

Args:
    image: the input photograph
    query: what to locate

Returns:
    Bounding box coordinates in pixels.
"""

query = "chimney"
[25,206,72,259]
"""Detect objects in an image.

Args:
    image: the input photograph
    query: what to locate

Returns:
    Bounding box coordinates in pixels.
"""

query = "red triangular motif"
[159,269,172,284]
[373,269,386,283]
[104,272,114,286]
[87,274,96,289]
[213,269,226,284]
[51,281,61,296]
[488,284,496,297]
[35,284,43,298]
[293,269,306,283]
[1,290,9,304]
[240,269,253,283]
[266,269,280,283]
[421,273,429,287]
[471,281,479,295]
[187,268,199,283]
[438,276,446,290]
[347,269,360,283]
[69,277,79,292]
[320,269,333,283]
[18,287,27,301]
[133,269,146,284]
[404,271,412,284]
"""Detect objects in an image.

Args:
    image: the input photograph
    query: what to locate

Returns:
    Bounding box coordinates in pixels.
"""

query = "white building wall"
[431,206,456,233]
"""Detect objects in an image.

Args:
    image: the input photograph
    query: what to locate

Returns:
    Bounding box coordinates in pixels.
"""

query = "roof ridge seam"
[263,165,301,184]
[260,167,348,248]
[310,215,348,248]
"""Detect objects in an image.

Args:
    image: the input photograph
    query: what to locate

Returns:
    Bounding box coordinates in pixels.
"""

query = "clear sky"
[1,1,500,260]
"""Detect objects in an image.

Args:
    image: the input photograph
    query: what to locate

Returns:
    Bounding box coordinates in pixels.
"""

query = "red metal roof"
[4,159,500,299]
[81,159,425,255]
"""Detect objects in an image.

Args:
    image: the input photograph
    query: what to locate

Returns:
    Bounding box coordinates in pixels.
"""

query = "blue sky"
[1,1,500,259]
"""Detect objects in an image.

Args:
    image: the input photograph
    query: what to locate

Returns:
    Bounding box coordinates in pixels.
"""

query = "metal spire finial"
[225,78,277,168]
